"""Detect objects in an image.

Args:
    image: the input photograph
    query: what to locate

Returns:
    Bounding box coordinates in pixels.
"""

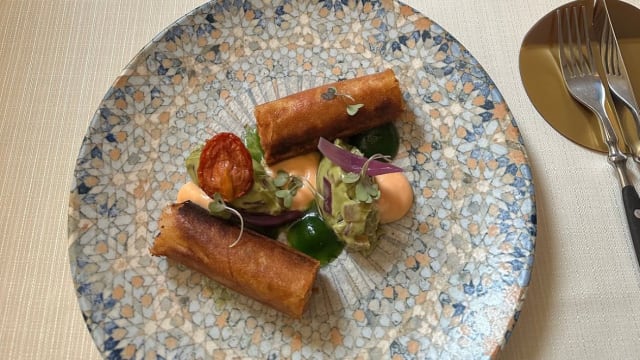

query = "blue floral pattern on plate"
[68,1,536,359]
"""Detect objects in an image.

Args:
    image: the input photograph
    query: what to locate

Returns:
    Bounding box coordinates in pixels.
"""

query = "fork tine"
[556,3,627,164]
[557,6,589,78]
[571,7,584,76]
[610,27,619,75]
[600,5,623,77]
[579,5,597,74]
[563,5,595,77]
[602,20,612,74]
[557,8,571,77]
[604,21,620,76]
[567,7,580,77]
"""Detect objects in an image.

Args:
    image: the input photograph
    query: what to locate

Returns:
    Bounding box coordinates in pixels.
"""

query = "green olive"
[286,215,344,266]
[349,122,400,159]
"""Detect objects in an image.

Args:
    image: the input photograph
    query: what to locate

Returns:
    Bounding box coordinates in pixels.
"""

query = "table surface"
[3,0,640,359]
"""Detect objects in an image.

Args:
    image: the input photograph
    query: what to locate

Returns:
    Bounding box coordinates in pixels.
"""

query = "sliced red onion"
[322,176,332,214]
[317,137,403,176]
[239,210,303,227]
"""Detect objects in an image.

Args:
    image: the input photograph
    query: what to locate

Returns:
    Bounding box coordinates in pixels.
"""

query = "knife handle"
[622,185,640,267]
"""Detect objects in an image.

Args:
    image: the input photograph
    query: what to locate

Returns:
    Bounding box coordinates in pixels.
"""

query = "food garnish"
[320,86,364,116]
[286,213,345,266]
[273,170,303,208]
[317,137,403,176]
[208,193,244,247]
[197,132,253,201]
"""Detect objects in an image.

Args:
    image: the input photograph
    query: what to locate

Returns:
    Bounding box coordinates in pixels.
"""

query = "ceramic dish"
[68,1,536,358]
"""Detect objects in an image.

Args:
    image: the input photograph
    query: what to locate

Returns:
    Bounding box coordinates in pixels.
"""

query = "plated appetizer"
[150,69,414,317]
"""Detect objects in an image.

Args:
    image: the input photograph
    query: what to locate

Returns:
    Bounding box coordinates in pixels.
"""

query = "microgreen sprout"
[208,193,245,248]
[273,170,303,209]
[341,172,361,184]
[321,86,364,116]
[349,154,390,203]
[346,104,364,116]
[273,170,290,187]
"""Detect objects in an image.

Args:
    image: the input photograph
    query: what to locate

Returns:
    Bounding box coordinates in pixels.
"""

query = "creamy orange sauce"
[375,172,413,223]
[177,181,212,210]
[177,151,412,223]
[266,152,321,211]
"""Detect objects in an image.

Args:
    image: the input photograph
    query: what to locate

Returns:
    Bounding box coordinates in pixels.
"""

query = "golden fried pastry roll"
[150,201,320,318]
[255,69,404,164]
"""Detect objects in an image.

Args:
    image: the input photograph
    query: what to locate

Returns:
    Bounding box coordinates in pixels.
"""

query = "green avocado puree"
[316,141,380,252]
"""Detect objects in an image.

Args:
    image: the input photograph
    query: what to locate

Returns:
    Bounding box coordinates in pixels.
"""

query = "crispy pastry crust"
[255,69,404,164]
[150,202,320,318]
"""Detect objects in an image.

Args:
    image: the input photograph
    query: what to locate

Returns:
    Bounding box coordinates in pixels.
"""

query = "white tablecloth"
[2,0,640,358]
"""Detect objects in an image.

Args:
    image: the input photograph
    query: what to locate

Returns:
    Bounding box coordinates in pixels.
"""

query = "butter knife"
[595,0,640,162]
[594,0,640,268]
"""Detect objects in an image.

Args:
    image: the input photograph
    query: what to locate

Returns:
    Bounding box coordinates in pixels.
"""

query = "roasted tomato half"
[197,132,254,201]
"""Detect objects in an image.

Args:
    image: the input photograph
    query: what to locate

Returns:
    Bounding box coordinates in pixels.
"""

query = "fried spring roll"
[150,201,320,318]
[255,69,404,164]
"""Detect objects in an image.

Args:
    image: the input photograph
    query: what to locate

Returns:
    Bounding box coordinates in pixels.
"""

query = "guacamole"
[316,140,380,252]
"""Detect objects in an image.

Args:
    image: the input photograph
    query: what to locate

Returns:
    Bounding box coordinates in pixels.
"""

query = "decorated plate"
[68,1,536,358]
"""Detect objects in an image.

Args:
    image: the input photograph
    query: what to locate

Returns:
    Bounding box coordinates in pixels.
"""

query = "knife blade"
[594,0,640,162]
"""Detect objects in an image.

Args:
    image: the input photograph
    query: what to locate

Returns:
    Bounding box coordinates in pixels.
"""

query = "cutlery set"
[555,0,640,266]
[598,0,640,161]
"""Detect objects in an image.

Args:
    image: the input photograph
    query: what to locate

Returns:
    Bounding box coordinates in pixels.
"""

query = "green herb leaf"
[269,171,303,209]
[274,170,290,187]
[347,152,385,204]
[355,183,372,203]
[208,193,228,214]
[346,103,364,116]
[185,146,203,185]
[275,188,293,209]
[321,87,364,115]
[368,183,380,197]
[283,195,293,208]
[342,172,360,184]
